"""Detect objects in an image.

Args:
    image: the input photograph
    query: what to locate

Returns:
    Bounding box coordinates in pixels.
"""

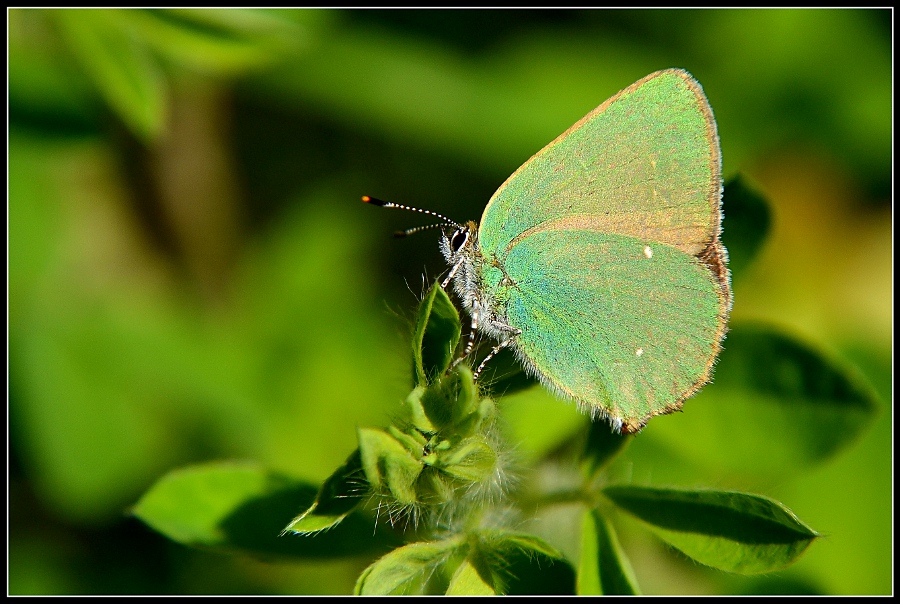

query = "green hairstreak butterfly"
[366,68,731,434]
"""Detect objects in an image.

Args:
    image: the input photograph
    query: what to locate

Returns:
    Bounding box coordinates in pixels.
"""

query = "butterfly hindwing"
[499,228,725,430]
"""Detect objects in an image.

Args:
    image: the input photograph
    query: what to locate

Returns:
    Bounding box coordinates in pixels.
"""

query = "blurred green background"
[8,8,891,595]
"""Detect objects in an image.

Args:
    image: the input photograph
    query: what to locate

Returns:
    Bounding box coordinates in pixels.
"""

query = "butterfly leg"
[441,258,464,289]
[473,339,512,381]
[451,301,481,368]
[471,317,521,380]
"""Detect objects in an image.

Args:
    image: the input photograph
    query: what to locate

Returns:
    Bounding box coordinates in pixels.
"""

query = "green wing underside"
[501,229,724,424]
[479,69,720,259]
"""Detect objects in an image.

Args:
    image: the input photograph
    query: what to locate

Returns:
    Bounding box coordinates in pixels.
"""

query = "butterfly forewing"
[479,69,722,259]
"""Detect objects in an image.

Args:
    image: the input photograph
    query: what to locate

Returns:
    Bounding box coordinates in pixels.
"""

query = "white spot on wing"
[643,245,653,259]
[636,348,644,357]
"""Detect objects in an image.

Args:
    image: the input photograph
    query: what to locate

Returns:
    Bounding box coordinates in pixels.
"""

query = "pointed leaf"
[354,538,463,595]
[436,437,497,483]
[446,560,496,595]
[357,427,423,505]
[133,461,395,559]
[604,486,819,574]
[403,386,438,435]
[412,282,461,386]
[415,363,482,432]
[448,364,480,425]
[578,509,640,595]
[283,449,366,534]
[721,175,772,278]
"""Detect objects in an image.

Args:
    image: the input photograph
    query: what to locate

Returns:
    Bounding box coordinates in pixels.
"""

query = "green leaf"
[448,364,482,426]
[721,175,772,279]
[603,485,819,574]
[412,364,487,434]
[354,538,463,595]
[402,385,438,435]
[357,531,576,596]
[446,560,496,595]
[477,531,576,595]
[651,323,881,475]
[357,531,571,596]
[283,449,366,534]
[54,9,166,142]
[133,461,396,559]
[577,509,640,595]
[357,427,423,505]
[412,282,461,386]
[484,531,565,560]
[434,437,497,484]
[408,363,479,433]
[125,9,300,76]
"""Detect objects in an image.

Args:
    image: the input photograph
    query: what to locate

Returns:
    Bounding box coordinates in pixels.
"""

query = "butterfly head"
[439,221,478,265]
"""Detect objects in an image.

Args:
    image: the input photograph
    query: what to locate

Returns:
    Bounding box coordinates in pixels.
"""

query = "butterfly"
[366,68,731,434]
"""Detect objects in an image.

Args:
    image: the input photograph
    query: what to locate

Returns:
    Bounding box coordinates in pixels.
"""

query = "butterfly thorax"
[439,221,517,341]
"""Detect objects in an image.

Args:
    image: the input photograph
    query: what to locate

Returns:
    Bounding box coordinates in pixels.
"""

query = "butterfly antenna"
[362,196,463,231]
[393,223,446,239]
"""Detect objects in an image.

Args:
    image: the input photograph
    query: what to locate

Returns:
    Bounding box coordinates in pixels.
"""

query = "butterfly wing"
[477,69,730,430]
[501,228,726,432]
[479,69,725,271]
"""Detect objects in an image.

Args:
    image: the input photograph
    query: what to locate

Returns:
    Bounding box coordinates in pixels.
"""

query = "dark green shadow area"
[474,346,539,398]
[721,175,772,280]
[133,463,402,562]
[739,574,824,595]
[503,548,576,595]
[217,481,400,559]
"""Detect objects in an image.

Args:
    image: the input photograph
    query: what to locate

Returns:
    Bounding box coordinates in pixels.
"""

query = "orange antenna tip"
[362,195,391,207]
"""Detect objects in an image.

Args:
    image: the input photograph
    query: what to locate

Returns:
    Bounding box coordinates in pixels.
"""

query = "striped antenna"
[392,223,446,239]
[362,196,462,230]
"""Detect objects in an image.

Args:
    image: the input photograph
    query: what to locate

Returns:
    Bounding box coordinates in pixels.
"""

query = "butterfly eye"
[449,229,469,253]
